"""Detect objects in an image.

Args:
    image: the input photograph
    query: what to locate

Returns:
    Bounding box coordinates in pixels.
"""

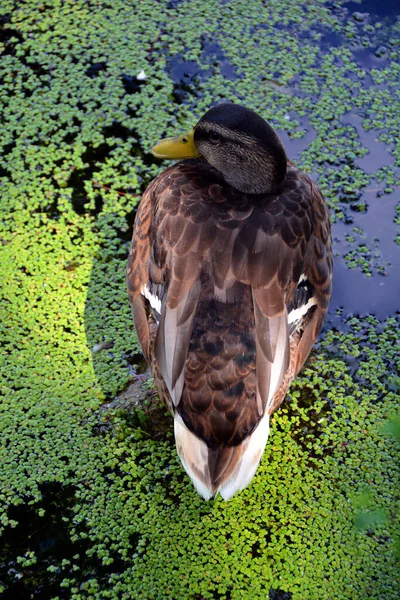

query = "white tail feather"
[174,412,270,501]
[219,411,270,500]
[174,415,213,500]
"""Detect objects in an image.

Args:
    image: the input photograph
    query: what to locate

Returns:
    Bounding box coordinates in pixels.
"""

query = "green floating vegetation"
[342,226,390,276]
[0,0,399,598]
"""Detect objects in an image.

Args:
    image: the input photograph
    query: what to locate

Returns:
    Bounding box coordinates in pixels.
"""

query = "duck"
[126,103,332,500]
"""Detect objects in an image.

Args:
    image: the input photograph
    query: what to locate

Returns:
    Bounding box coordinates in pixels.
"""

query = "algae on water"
[0,1,399,598]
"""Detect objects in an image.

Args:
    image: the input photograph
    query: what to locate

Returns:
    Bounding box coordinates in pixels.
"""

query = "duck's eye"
[208,131,220,143]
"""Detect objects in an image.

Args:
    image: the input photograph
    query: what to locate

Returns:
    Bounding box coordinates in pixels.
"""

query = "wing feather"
[155,281,201,405]
[293,173,333,373]
[127,159,332,499]
[126,183,155,362]
[252,286,290,413]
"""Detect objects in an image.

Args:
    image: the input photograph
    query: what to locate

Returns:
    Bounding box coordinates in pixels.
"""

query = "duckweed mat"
[0,1,399,598]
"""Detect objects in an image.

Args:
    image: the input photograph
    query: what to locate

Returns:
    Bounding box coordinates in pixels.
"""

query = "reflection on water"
[342,113,395,175]
[330,257,399,318]
[280,111,399,319]
[343,0,400,19]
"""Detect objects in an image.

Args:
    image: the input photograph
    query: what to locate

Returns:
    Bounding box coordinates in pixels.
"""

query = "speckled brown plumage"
[127,154,332,497]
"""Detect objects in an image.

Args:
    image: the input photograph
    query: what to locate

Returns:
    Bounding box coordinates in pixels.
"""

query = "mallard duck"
[127,103,332,500]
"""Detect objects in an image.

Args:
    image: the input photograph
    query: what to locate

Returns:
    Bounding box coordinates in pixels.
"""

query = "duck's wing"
[127,163,218,407]
[290,173,333,374]
[127,163,332,499]
[126,182,155,363]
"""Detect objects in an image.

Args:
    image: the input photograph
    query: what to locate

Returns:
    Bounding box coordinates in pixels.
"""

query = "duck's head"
[151,103,287,194]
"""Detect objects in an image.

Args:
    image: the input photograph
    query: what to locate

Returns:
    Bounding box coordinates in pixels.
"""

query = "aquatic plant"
[0,0,399,598]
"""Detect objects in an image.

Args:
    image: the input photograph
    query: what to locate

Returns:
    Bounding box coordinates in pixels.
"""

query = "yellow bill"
[151,129,200,159]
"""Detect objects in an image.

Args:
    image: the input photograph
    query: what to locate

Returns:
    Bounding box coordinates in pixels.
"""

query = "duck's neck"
[220,152,287,194]
[202,135,288,195]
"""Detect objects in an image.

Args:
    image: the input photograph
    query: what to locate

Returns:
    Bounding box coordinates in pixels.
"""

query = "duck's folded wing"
[130,166,219,409]
[155,279,201,407]
[126,183,155,362]
[293,176,333,373]
[252,283,290,415]
[223,203,306,418]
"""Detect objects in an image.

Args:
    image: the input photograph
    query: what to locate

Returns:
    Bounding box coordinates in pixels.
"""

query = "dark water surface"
[281,1,400,320]
[343,0,400,19]
[282,121,399,318]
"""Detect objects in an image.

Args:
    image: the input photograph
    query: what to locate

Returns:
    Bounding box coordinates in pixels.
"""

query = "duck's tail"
[174,411,270,501]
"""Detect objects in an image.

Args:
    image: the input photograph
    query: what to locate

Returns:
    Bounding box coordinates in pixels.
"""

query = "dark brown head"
[193,104,287,194]
[152,103,287,194]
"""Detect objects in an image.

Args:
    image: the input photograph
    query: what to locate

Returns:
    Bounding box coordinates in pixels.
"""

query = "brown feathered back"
[127,157,332,498]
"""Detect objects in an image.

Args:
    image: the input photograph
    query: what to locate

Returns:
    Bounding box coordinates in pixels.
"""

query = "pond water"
[0,0,399,598]
[285,0,400,319]
[164,0,400,321]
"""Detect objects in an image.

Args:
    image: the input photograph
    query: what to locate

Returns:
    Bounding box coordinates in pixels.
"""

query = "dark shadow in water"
[166,37,239,105]
[0,483,132,599]
[269,590,292,600]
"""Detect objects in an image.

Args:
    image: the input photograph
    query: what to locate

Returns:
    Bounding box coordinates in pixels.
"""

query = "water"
[343,0,400,19]
[2,1,399,597]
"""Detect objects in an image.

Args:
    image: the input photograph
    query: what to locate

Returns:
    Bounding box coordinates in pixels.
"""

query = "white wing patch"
[287,275,317,331]
[141,284,162,316]
[287,296,317,325]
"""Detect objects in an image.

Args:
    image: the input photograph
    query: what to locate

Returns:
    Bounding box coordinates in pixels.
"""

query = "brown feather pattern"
[127,157,332,492]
